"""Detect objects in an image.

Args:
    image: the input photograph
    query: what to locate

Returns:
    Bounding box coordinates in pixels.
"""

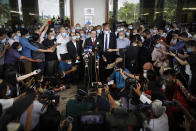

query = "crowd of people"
[0,19,195,131]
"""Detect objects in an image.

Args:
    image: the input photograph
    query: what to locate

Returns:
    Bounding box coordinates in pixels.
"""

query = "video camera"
[40,90,60,109]
[125,78,138,90]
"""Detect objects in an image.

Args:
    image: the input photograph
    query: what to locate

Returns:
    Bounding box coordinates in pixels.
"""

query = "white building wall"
[73,0,106,26]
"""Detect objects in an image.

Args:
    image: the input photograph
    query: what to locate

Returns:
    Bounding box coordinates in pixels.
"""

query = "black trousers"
[45,60,58,76]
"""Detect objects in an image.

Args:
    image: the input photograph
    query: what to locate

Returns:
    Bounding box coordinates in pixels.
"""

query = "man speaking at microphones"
[84,30,101,84]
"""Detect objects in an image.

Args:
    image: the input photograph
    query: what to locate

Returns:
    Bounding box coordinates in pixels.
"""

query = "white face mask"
[51,36,55,40]
[18,47,22,51]
[163,62,168,67]
[76,36,80,39]
[143,70,147,78]
[67,62,72,64]
[6,89,11,96]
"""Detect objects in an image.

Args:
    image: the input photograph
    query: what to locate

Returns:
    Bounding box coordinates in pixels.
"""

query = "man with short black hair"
[19,29,54,74]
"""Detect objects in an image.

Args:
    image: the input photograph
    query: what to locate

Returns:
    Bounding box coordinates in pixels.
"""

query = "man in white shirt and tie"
[56,27,70,61]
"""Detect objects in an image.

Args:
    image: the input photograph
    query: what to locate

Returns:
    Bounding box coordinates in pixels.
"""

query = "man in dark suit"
[84,30,100,50]
[84,30,100,83]
[67,32,83,82]
[98,23,117,82]
[67,32,83,63]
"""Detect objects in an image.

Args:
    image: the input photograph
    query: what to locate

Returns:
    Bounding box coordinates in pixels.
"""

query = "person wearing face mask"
[75,32,83,49]
[58,54,78,85]
[169,32,188,53]
[14,29,21,42]
[84,30,99,50]
[67,32,82,63]
[7,31,17,46]
[168,40,196,95]
[75,23,81,32]
[79,30,86,48]
[31,33,50,72]
[96,25,102,38]
[0,31,9,78]
[4,42,42,72]
[98,23,117,82]
[42,31,59,76]
[151,35,166,62]
[56,27,70,62]
[116,31,130,56]
[141,29,154,65]
[0,81,26,110]
[19,29,54,75]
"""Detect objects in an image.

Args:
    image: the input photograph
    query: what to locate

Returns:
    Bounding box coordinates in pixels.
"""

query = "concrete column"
[9,0,20,25]
[59,0,65,19]
[21,0,39,25]
[113,0,118,23]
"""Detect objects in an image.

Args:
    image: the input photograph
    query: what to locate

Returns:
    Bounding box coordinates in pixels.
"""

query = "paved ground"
[56,85,78,116]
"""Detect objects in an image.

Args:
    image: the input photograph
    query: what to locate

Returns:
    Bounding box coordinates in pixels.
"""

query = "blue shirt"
[110,68,130,89]
[5,47,21,65]
[116,38,130,55]
[59,61,72,71]
[19,37,38,61]
[169,40,185,51]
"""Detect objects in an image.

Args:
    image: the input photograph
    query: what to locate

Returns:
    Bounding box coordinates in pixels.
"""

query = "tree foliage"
[118,2,139,24]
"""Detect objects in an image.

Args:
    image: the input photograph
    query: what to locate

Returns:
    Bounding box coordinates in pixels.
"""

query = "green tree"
[118,2,139,24]
[164,0,177,23]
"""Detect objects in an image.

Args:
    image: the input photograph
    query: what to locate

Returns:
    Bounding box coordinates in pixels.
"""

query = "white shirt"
[56,34,69,60]
[0,98,14,109]
[73,41,77,49]
[40,32,46,43]
[148,113,169,131]
[8,39,15,46]
[20,100,46,130]
[104,33,110,51]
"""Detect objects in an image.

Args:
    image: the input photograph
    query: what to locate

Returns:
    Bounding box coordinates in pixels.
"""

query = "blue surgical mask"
[14,36,18,40]
[156,43,161,48]
[76,27,81,30]
[126,32,130,36]
[62,33,67,37]
[72,36,77,40]
[119,36,123,40]
[17,33,21,37]
[51,36,55,40]
[163,62,168,67]
[86,30,89,33]
[25,36,30,39]
[117,28,121,32]
[81,34,86,38]
[67,62,72,64]
[187,48,192,53]
[128,26,133,30]
[72,29,75,33]
[18,47,22,51]
[96,30,101,34]
[86,35,91,39]
[1,38,6,44]
[6,89,11,96]
[76,36,80,39]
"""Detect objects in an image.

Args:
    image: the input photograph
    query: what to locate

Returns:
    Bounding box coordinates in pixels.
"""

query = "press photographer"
[167,40,196,95]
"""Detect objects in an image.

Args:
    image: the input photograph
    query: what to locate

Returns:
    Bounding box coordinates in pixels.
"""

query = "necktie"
[105,34,108,52]
[93,39,95,46]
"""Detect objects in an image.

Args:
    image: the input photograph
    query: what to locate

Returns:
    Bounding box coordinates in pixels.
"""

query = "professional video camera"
[125,78,138,90]
[106,108,148,131]
[40,90,60,108]
[77,109,148,131]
